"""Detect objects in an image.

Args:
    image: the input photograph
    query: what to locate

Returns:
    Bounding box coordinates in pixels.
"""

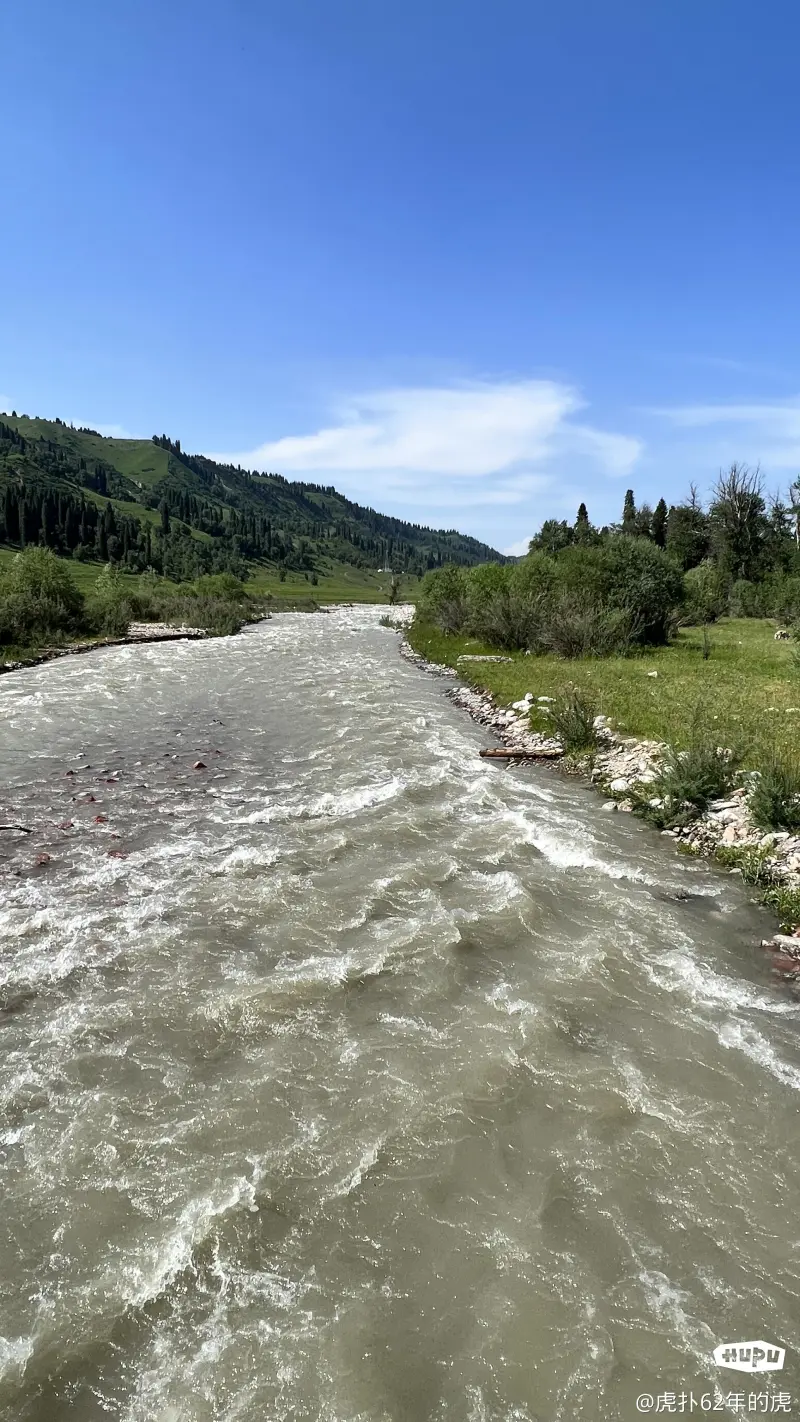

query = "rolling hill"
[0,411,506,585]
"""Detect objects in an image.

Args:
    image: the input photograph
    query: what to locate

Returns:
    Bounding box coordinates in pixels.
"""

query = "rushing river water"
[0,605,799,1422]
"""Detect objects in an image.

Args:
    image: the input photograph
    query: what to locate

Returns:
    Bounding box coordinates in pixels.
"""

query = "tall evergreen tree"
[622,489,637,534]
[652,497,668,548]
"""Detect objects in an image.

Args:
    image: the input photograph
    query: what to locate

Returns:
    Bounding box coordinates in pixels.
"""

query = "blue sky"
[3,0,800,553]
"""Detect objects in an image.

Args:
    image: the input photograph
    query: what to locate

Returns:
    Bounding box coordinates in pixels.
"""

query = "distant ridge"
[0,412,506,583]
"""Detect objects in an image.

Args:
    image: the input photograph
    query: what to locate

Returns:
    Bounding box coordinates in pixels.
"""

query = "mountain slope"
[0,412,506,582]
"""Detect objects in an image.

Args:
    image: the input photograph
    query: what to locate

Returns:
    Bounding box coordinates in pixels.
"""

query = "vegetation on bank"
[410,465,800,923]
[0,548,272,662]
[408,616,800,766]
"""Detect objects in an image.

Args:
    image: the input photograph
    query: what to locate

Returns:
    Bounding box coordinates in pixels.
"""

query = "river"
[0,605,798,1421]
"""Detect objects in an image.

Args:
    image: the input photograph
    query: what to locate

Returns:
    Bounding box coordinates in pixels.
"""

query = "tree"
[160,499,171,535]
[709,462,767,582]
[0,546,85,644]
[788,477,800,548]
[652,498,668,548]
[666,490,710,570]
[622,489,637,535]
[529,519,572,556]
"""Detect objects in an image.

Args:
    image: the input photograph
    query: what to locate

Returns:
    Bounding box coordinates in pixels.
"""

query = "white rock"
[647,670,658,678]
[609,777,629,793]
[601,800,618,811]
[537,696,555,703]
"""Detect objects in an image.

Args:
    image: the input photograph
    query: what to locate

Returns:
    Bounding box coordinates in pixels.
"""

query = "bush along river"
[0,604,798,1421]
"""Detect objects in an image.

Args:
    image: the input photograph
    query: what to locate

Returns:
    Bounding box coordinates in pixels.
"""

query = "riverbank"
[401,622,800,975]
[0,595,407,676]
[0,622,212,674]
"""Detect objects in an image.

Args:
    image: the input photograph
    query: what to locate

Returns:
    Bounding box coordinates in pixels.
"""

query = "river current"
[0,605,798,1421]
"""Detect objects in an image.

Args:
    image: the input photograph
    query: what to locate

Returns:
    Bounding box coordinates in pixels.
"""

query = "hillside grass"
[0,546,420,605]
[247,565,421,604]
[407,617,800,765]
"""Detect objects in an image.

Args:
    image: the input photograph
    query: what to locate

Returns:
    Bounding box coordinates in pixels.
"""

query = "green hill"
[0,411,506,586]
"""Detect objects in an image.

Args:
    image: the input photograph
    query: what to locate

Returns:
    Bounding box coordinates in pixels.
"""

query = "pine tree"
[622,489,637,534]
[652,497,668,548]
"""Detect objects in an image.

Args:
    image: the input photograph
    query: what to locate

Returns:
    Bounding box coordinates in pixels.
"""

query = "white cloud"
[656,397,800,435]
[503,537,533,556]
[652,396,800,474]
[210,380,643,498]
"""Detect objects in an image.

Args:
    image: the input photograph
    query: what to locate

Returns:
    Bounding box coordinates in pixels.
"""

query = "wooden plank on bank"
[479,747,562,761]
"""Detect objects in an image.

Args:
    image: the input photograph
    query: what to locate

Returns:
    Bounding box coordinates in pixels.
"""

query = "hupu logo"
[713,1341,785,1374]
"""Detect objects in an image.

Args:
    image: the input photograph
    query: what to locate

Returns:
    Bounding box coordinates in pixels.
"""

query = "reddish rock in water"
[58,820,74,830]
[80,794,96,804]
[193,761,207,770]
[93,815,108,824]
[107,849,127,858]
[771,954,800,976]
[35,853,51,867]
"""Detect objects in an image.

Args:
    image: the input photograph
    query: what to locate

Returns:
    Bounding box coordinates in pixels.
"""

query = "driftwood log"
[479,748,562,761]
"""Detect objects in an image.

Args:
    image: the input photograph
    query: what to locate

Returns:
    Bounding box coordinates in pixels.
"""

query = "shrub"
[203,604,243,637]
[555,536,683,645]
[645,729,745,829]
[86,564,133,637]
[418,538,683,655]
[417,564,468,634]
[194,573,248,601]
[531,593,638,658]
[682,561,727,624]
[547,686,599,753]
[0,546,85,645]
[762,573,800,624]
[749,757,800,832]
[728,578,765,618]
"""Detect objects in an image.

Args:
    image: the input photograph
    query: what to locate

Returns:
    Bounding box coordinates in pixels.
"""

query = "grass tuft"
[749,756,800,832]
[546,686,599,754]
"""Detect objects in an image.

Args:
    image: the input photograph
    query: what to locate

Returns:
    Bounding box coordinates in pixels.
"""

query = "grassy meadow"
[407,616,800,767]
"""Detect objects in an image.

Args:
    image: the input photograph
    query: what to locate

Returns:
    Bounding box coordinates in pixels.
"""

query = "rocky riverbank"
[0,623,210,675]
[399,635,800,979]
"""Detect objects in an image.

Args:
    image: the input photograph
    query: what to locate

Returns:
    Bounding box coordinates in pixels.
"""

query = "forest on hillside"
[0,414,504,581]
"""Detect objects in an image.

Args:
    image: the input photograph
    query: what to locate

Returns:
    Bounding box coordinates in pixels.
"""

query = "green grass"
[407,617,800,765]
[0,545,420,606]
[247,564,421,605]
[0,548,176,596]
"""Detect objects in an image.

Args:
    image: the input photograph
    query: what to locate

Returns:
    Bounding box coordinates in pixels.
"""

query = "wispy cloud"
[652,396,800,472]
[656,396,800,432]
[210,379,643,509]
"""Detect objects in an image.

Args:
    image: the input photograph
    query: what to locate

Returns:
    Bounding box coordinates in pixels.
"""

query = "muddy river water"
[0,606,798,1420]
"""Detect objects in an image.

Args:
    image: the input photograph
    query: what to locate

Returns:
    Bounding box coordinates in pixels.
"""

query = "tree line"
[418,463,800,656]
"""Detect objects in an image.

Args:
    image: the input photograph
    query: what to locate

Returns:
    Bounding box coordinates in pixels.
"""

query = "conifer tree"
[622,489,637,534]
